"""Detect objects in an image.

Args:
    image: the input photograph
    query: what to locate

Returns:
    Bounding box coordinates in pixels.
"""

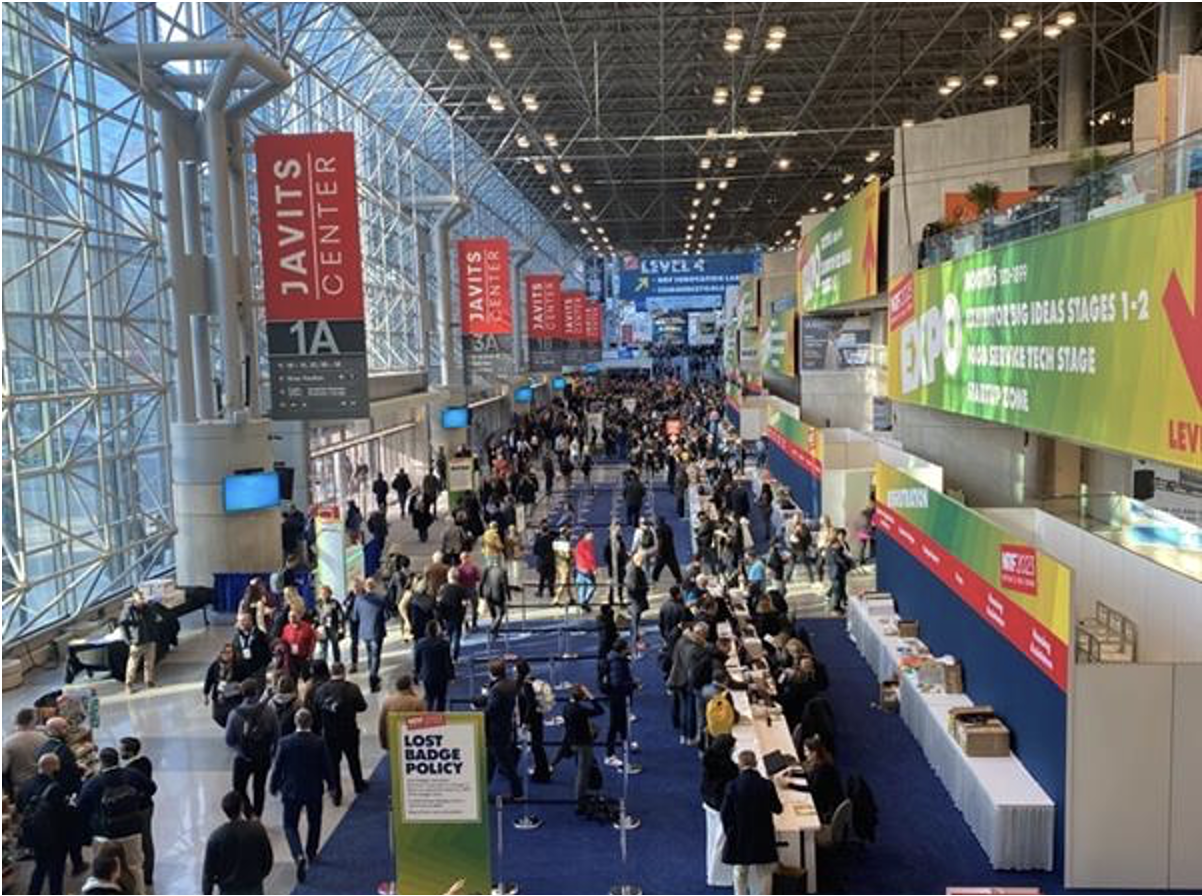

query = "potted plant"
[966,180,1001,218]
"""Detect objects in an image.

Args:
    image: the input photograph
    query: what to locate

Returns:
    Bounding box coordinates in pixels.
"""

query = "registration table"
[846,596,1055,871]
[717,619,823,893]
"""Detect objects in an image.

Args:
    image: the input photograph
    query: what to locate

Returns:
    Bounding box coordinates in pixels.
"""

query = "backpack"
[95,779,145,839]
[19,782,60,847]
[241,704,273,760]
[530,679,555,715]
[846,773,879,842]
[706,690,737,737]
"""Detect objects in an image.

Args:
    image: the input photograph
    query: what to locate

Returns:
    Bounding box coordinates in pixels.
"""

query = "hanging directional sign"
[618,252,759,311]
[256,132,369,420]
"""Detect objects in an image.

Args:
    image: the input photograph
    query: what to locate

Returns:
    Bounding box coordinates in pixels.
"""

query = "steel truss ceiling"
[349,2,1171,253]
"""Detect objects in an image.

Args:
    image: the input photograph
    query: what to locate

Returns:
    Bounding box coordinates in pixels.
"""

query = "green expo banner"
[763,296,799,403]
[390,711,490,894]
[888,189,1202,472]
[799,178,881,312]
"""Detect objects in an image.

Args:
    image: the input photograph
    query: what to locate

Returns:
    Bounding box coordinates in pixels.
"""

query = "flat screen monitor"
[551,376,567,390]
[223,471,280,514]
[513,386,534,403]
[441,406,471,429]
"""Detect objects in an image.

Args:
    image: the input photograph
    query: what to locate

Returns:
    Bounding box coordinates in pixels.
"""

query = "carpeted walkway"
[296,466,1067,894]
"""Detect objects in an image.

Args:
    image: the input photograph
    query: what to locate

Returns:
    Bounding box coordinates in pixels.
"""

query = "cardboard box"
[897,619,920,638]
[949,706,1011,756]
[918,657,964,693]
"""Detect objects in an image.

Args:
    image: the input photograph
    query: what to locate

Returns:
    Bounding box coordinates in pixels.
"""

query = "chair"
[816,798,853,849]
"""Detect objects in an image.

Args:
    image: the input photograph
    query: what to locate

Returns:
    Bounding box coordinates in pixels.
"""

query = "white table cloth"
[846,597,1056,871]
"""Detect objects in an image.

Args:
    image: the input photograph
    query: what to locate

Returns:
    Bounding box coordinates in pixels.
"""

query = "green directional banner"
[887,189,1202,471]
[799,179,881,312]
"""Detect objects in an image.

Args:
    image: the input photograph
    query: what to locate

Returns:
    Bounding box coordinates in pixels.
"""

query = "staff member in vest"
[269,709,335,883]
[77,748,156,894]
[720,751,783,896]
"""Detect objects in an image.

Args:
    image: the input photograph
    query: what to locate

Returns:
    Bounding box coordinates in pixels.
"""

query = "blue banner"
[619,252,759,311]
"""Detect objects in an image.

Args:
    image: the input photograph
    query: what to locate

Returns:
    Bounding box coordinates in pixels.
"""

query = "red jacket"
[281,620,316,661]
[575,538,597,575]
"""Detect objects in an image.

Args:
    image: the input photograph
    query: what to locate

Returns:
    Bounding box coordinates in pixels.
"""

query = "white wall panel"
[1170,664,1202,887]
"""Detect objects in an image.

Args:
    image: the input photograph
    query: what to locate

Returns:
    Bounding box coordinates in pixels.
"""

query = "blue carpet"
[297,468,1071,894]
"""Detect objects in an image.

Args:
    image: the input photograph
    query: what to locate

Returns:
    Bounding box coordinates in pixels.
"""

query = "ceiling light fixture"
[725,26,744,45]
[843,192,853,200]
[865,149,881,163]
[1011,12,1032,30]
[1056,10,1077,28]
[808,206,818,214]
[768,25,787,42]
[495,47,512,61]
[571,183,584,195]
[487,92,504,111]
[516,134,531,148]
[723,40,740,54]
[695,179,706,191]
[711,196,722,206]
[452,49,470,63]
[982,73,1000,88]
[487,35,507,52]
[521,92,539,111]
[692,197,702,207]
[550,184,561,195]
[544,132,558,148]
[725,155,738,169]
[717,179,729,190]
[562,201,572,211]
[689,212,698,220]
[703,222,713,231]
[533,160,547,175]
[938,84,953,96]
[999,25,1018,41]
[571,215,580,223]
[765,39,783,53]
[707,211,716,220]
[700,156,712,170]
[823,191,835,201]
[841,172,854,184]
[581,201,593,211]
[559,161,573,173]
[776,156,792,171]
[446,36,465,52]
[734,126,749,140]
[901,117,916,128]
[1042,23,1063,38]
[945,75,963,89]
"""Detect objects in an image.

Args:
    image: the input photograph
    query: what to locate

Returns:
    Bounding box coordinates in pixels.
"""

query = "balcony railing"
[919,129,1202,267]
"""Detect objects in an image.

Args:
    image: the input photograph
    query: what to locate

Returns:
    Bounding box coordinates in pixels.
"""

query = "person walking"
[721,750,785,895]
[17,753,73,895]
[350,580,388,692]
[602,638,638,767]
[391,468,411,509]
[532,522,555,600]
[314,662,368,805]
[561,684,605,812]
[623,472,645,527]
[270,708,335,883]
[515,659,552,783]
[3,706,48,798]
[119,589,158,692]
[413,621,455,711]
[624,550,650,648]
[652,516,683,584]
[480,560,510,640]
[825,528,854,614]
[378,674,426,750]
[314,585,345,665]
[77,747,156,894]
[574,531,598,611]
[224,680,278,820]
[436,567,469,662]
[474,658,524,802]
[202,791,274,895]
[119,736,156,890]
[372,472,390,511]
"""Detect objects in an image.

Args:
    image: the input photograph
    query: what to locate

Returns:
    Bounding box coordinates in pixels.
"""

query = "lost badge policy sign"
[256,132,368,419]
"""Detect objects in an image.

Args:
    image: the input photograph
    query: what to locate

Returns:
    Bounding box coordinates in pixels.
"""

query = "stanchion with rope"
[620,693,642,775]
[491,794,518,895]
[512,707,543,831]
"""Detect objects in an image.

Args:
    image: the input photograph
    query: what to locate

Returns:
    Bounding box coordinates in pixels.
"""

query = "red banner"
[457,238,511,335]
[525,274,561,338]
[562,290,586,342]
[256,132,364,323]
[583,300,602,345]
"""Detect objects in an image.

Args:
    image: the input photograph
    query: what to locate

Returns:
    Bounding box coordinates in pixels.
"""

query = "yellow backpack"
[706,689,737,737]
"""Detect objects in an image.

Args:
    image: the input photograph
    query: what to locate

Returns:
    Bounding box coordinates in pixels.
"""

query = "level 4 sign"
[619,252,759,311]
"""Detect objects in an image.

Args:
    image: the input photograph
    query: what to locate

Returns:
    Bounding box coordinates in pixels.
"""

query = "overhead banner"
[562,289,586,367]
[390,711,490,894]
[619,252,760,311]
[526,273,562,372]
[766,410,823,478]
[584,300,603,361]
[256,132,368,420]
[873,463,1072,691]
[800,178,881,313]
[888,189,1202,471]
[763,296,799,403]
[457,238,512,383]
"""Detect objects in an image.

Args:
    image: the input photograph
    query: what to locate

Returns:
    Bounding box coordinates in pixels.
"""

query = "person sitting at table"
[720,750,783,896]
[751,595,785,640]
[802,734,845,826]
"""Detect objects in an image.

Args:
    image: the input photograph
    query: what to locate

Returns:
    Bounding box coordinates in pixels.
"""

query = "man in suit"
[350,579,388,692]
[473,658,524,801]
[413,621,455,711]
[720,750,784,895]
[269,709,335,883]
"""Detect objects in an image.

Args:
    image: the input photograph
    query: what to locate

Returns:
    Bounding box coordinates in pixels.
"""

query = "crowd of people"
[4,367,878,895]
